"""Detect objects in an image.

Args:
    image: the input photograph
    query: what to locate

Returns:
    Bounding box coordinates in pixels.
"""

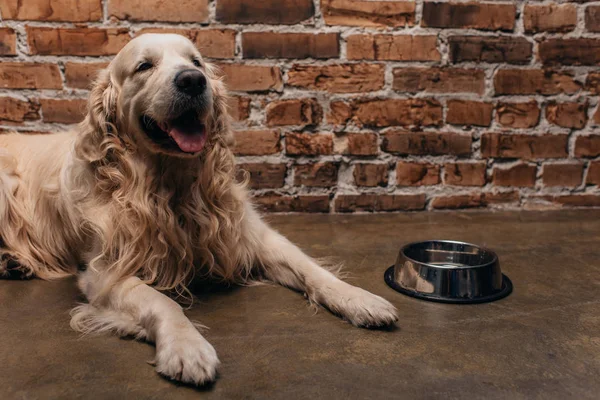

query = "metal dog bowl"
[384,240,512,304]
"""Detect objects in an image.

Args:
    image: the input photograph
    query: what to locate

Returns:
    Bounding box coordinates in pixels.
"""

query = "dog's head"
[89,33,227,158]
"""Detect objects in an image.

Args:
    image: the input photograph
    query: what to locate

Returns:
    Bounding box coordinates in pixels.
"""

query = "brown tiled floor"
[2,211,600,399]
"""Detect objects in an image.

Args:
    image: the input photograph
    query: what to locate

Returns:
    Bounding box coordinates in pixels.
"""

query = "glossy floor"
[2,210,599,399]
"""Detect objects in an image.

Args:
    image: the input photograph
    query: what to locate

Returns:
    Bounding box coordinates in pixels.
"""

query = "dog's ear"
[89,69,119,132]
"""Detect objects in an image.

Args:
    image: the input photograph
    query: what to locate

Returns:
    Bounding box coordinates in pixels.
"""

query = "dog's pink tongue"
[168,127,206,153]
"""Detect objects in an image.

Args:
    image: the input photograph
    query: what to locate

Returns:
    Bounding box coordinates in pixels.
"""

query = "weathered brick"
[335,194,426,212]
[237,163,286,189]
[393,67,484,94]
[216,64,282,92]
[585,6,600,33]
[0,63,62,89]
[0,0,102,21]
[137,29,236,59]
[446,100,493,127]
[266,99,322,127]
[587,161,600,185]
[0,28,17,56]
[546,102,588,129]
[0,97,40,122]
[585,72,600,94]
[243,33,339,59]
[494,69,581,95]
[327,101,352,125]
[431,194,483,210]
[216,0,314,24]
[254,194,330,213]
[542,162,583,187]
[539,39,600,65]
[321,0,415,27]
[492,164,537,187]
[27,27,130,56]
[524,4,577,33]
[422,2,516,31]
[483,191,520,205]
[353,164,388,187]
[482,133,568,159]
[544,195,600,208]
[64,62,109,89]
[39,99,86,124]
[496,101,540,128]
[382,131,471,156]
[288,64,384,93]
[110,0,208,22]
[396,162,440,186]
[294,162,339,187]
[233,130,281,156]
[285,133,333,156]
[444,162,487,186]
[347,35,440,61]
[351,98,442,127]
[228,96,251,122]
[448,36,532,64]
[574,135,600,158]
[333,132,378,156]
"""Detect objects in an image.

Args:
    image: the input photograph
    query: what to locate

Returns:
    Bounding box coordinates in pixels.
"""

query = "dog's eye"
[192,59,202,68]
[136,62,153,73]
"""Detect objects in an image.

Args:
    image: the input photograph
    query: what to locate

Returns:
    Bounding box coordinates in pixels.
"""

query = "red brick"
[137,29,235,59]
[0,97,40,122]
[524,4,577,33]
[542,163,583,187]
[233,130,280,156]
[585,6,600,32]
[431,194,483,210]
[446,100,493,127]
[216,64,282,92]
[546,102,588,130]
[228,96,251,122]
[0,28,17,56]
[351,98,442,127]
[327,101,352,125]
[422,2,516,31]
[285,133,333,156]
[482,133,568,160]
[0,0,101,21]
[587,161,600,185]
[396,162,440,186]
[444,162,487,186]
[353,164,388,187]
[243,33,339,59]
[449,36,532,64]
[492,164,537,187]
[110,0,208,22]
[27,27,130,56]
[288,64,384,93]
[321,0,415,27]
[0,63,62,89]
[254,194,330,213]
[494,69,581,95]
[483,191,520,205]
[237,163,286,189]
[496,101,540,128]
[64,62,109,89]
[347,35,440,61]
[545,195,600,208]
[539,39,600,66]
[294,162,338,187]
[596,108,600,125]
[266,99,322,127]
[216,0,314,24]
[333,132,378,156]
[574,135,600,158]
[585,72,600,94]
[335,194,426,212]
[382,131,471,156]
[39,99,86,124]
[393,67,484,94]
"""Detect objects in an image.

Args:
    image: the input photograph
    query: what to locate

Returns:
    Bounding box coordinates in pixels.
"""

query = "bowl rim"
[399,240,499,270]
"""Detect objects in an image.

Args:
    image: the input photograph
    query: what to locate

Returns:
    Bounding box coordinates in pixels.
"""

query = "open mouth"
[140,109,207,154]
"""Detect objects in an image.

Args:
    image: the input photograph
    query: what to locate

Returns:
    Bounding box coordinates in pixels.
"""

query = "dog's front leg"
[73,270,219,386]
[248,210,398,328]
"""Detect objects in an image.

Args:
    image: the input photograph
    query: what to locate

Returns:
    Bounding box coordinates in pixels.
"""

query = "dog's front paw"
[155,327,220,386]
[319,283,398,328]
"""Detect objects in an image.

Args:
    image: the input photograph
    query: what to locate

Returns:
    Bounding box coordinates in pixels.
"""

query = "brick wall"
[1,0,600,212]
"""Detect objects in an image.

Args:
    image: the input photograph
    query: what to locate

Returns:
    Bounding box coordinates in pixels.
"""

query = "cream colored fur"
[0,34,397,386]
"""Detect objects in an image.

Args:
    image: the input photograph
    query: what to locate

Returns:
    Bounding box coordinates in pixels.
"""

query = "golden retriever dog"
[0,34,397,385]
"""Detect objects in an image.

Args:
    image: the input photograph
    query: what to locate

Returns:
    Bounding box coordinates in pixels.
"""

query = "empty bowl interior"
[402,241,496,269]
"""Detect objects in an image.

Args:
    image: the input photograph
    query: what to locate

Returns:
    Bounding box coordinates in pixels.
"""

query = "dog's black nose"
[174,69,206,96]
